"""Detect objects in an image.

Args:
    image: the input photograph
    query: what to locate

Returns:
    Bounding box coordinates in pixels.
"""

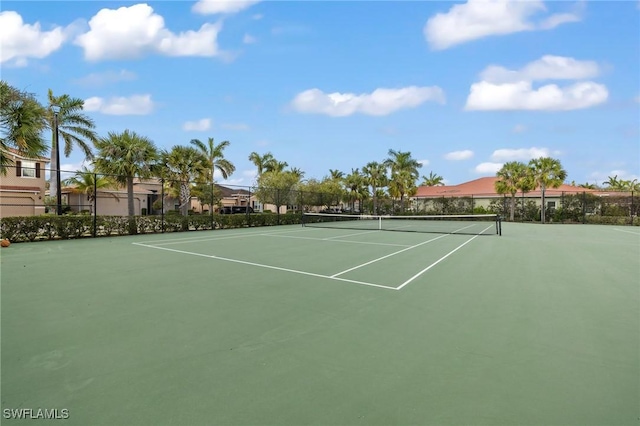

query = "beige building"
[0,148,49,218]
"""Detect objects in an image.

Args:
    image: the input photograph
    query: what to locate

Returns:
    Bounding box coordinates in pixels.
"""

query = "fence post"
[161,178,165,233]
[631,190,635,225]
[210,181,214,230]
[93,173,97,237]
[582,191,586,224]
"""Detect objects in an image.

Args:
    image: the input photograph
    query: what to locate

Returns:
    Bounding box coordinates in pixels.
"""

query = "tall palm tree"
[162,145,208,216]
[603,175,620,189]
[47,89,99,200]
[289,167,305,180]
[362,161,388,214]
[270,160,289,174]
[190,137,235,183]
[421,171,444,187]
[344,168,368,212]
[384,149,422,212]
[0,81,48,173]
[529,157,567,224]
[328,169,344,181]
[94,130,158,219]
[248,151,275,177]
[63,166,119,214]
[495,161,530,221]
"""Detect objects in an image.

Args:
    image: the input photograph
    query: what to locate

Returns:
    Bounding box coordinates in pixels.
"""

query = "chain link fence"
[1,164,638,242]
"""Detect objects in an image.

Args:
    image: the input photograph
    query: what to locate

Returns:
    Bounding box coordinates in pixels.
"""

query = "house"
[0,148,49,218]
[412,176,598,213]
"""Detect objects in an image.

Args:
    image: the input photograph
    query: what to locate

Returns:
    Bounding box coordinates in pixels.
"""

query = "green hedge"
[0,213,303,243]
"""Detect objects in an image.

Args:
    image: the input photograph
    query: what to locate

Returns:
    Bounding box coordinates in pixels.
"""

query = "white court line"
[132,242,398,291]
[136,226,322,246]
[260,233,411,247]
[396,227,491,290]
[330,222,482,279]
[613,228,640,236]
[322,230,379,240]
[330,234,450,278]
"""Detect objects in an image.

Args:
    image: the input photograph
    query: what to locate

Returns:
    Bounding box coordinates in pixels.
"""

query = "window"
[15,160,40,178]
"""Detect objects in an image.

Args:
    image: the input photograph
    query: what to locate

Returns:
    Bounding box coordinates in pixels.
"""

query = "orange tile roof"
[2,147,50,162]
[414,176,599,198]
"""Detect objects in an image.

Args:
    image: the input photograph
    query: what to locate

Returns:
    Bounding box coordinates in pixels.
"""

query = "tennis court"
[1,219,638,425]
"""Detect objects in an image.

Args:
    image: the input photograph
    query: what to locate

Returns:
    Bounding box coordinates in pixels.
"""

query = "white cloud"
[291,86,445,117]
[74,4,224,61]
[192,0,261,15]
[466,55,608,111]
[475,162,503,174]
[418,159,430,167]
[73,69,137,87]
[183,118,212,131]
[465,80,608,111]
[221,122,250,131]
[480,55,600,83]
[490,147,550,162]
[0,11,67,65]
[424,0,582,50]
[243,33,257,44]
[444,150,474,161]
[252,13,263,20]
[84,94,154,115]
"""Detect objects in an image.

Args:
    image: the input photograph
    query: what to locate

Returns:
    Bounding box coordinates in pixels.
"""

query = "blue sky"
[2,0,639,188]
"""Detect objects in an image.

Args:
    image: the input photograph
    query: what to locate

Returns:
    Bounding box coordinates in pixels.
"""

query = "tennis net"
[301,213,502,236]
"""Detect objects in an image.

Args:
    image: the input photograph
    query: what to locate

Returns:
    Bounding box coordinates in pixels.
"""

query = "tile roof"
[414,176,599,198]
[2,147,50,162]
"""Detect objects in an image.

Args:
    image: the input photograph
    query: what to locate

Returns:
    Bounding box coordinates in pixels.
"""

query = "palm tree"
[529,157,567,224]
[384,149,422,212]
[289,167,305,180]
[421,171,444,187]
[63,166,120,214]
[603,175,620,189]
[495,161,530,221]
[190,137,235,183]
[162,145,208,216]
[94,130,158,220]
[248,151,275,177]
[269,160,289,174]
[328,169,344,181]
[0,81,48,173]
[47,89,99,201]
[344,168,368,212]
[362,161,388,214]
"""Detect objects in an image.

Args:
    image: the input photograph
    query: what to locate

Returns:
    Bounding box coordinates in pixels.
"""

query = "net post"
[498,215,502,236]
[378,215,381,230]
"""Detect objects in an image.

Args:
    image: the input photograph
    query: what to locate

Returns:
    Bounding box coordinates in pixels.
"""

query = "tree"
[190,137,235,184]
[0,81,48,173]
[495,161,530,221]
[254,171,300,214]
[47,89,99,202]
[63,166,120,214]
[603,175,620,189]
[270,160,289,174]
[529,157,567,224]
[289,167,305,180]
[328,169,344,181]
[421,171,444,187]
[248,151,275,177]
[344,168,368,212]
[384,149,422,212]
[94,130,158,221]
[162,145,208,216]
[362,161,388,214]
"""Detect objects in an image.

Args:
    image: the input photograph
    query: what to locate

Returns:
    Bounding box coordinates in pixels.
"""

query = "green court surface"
[1,223,638,425]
